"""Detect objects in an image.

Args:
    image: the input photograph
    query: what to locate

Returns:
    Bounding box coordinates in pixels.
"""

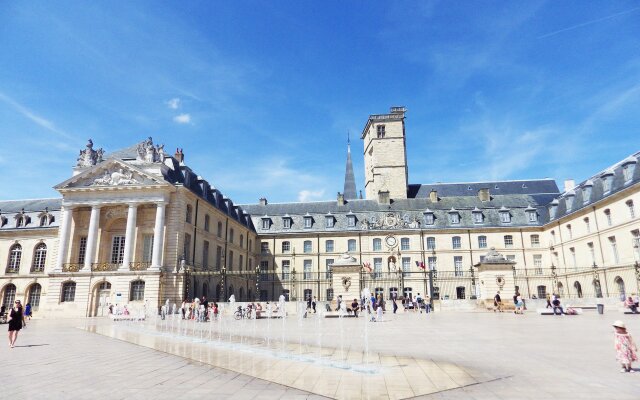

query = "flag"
[416,261,425,270]
[363,262,372,272]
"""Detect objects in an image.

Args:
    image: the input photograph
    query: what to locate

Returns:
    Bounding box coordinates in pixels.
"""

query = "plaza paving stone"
[1,309,640,399]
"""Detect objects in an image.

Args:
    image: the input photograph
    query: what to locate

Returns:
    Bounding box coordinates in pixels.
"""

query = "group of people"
[180,296,219,321]
[623,294,640,313]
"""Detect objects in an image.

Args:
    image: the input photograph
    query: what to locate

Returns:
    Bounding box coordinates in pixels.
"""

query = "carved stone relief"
[91,168,140,186]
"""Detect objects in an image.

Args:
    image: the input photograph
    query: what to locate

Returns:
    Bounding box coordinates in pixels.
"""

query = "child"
[614,320,637,373]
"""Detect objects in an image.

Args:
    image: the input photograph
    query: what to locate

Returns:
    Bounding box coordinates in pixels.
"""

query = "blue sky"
[1,1,639,204]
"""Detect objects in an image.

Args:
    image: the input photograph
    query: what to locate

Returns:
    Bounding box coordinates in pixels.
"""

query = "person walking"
[392,296,398,314]
[424,294,431,313]
[8,300,25,348]
[613,320,637,373]
[24,302,32,320]
[312,296,317,313]
[416,293,424,314]
[545,294,552,309]
[494,291,503,312]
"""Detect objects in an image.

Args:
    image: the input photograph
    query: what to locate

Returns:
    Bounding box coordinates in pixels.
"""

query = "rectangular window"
[569,247,576,270]
[228,250,234,271]
[506,255,516,262]
[304,241,312,253]
[567,225,573,240]
[587,242,596,265]
[77,236,87,264]
[217,222,223,237]
[504,235,514,248]
[402,257,411,277]
[400,238,410,251]
[609,236,619,264]
[478,236,487,249]
[283,218,291,229]
[229,229,234,244]
[282,260,290,280]
[533,254,542,274]
[142,234,154,263]
[473,212,483,224]
[500,212,511,223]
[376,124,385,138]
[605,210,612,226]
[260,242,269,254]
[202,240,210,268]
[530,235,540,248]
[454,256,463,277]
[216,246,222,270]
[428,256,437,270]
[632,230,640,260]
[628,201,636,219]
[239,254,244,271]
[373,238,382,251]
[584,217,591,233]
[325,259,334,279]
[304,217,312,228]
[183,234,191,263]
[282,241,290,253]
[261,219,270,230]
[449,213,460,224]
[204,215,210,232]
[424,213,434,225]
[325,240,334,252]
[527,211,538,223]
[347,215,356,227]
[325,216,334,228]
[111,236,126,264]
[303,260,312,280]
[259,260,268,280]
[426,237,436,250]
[373,258,382,278]
[452,236,461,249]
[347,239,356,252]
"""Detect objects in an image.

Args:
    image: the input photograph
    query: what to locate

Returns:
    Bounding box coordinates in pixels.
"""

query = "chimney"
[478,188,490,202]
[429,190,438,202]
[378,190,390,205]
[337,192,345,206]
[564,179,575,192]
[259,197,268,206]
[174,148,184,163]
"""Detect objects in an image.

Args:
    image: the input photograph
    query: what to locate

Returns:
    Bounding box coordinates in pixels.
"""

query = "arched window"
[130,280,145,301]
[557,282,564,296]
[400,238,410,250]
[28,283,42,309]
[373,238,382,251]
[32,243,47,273]
[574,281,583,298]
[7,244,22,273]
[61,281,76,302]
[627,200,635,219]
[614,276,626,301]
[282,241,290,253]
[185,204,193,223]
[2,284,16,308]
[593,279,603,298]
[347,239,357,252]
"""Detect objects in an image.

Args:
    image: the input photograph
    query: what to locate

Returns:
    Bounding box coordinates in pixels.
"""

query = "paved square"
[1,310,639,399]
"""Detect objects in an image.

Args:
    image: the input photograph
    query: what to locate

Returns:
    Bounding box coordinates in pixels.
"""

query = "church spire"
[343,132,357,200]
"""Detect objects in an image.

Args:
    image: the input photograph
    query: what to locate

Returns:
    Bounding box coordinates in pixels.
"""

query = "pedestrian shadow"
[14,344,50,348]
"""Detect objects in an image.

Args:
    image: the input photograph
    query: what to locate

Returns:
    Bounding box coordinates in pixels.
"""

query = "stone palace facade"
[1,107,639,316]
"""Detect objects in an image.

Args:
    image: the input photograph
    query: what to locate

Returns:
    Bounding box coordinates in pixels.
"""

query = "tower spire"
[343,132,357,200]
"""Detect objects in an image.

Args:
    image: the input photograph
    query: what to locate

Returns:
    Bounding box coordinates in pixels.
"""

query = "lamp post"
[551,264,558,295]
[592,262,602,298]
[255,265,261,301]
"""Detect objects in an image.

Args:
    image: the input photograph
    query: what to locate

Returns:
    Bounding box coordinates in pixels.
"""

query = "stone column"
[55,206,74,271]
[83,205,102,271]
[151,202,166,270]
[120,204,138,270]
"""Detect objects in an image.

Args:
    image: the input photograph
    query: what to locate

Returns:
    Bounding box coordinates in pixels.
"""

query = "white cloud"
[166,97,181,109]
[173,113,191,124]
[298,189,326,202]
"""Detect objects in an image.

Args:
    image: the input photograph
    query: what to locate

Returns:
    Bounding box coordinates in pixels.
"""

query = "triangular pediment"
[55,159,169,190]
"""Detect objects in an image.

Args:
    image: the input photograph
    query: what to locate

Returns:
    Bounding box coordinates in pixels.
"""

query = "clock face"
[385,235,398,248]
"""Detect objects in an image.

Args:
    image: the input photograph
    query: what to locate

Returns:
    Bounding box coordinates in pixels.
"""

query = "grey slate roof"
[549,151,640,221]
[0,198,62,230]
[408,179,559,198]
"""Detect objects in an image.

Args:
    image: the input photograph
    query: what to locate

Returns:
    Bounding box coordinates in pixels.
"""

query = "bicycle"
[234,306,249,320]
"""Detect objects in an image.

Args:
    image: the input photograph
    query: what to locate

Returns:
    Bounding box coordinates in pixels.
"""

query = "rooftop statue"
[76,139,104,167]
[136,137,165,163]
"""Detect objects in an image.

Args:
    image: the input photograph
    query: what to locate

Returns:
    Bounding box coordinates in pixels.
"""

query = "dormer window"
[40,215,48,226]
[499,207,511,224]
[565,191,575,211]
[325,215,335,228]
[448,209,460,225]
[622,157,637,184]
[601,170,614,194]
[303,215,313,229]
[261,217,271,230]
[582,181,593,205]
[283,216,292,229]
[423,209,434,225]
[549,199,559,219]
[472,208,484,224]
[376,124,385,138]
[347,214,356,228]
[526,209,538,223]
